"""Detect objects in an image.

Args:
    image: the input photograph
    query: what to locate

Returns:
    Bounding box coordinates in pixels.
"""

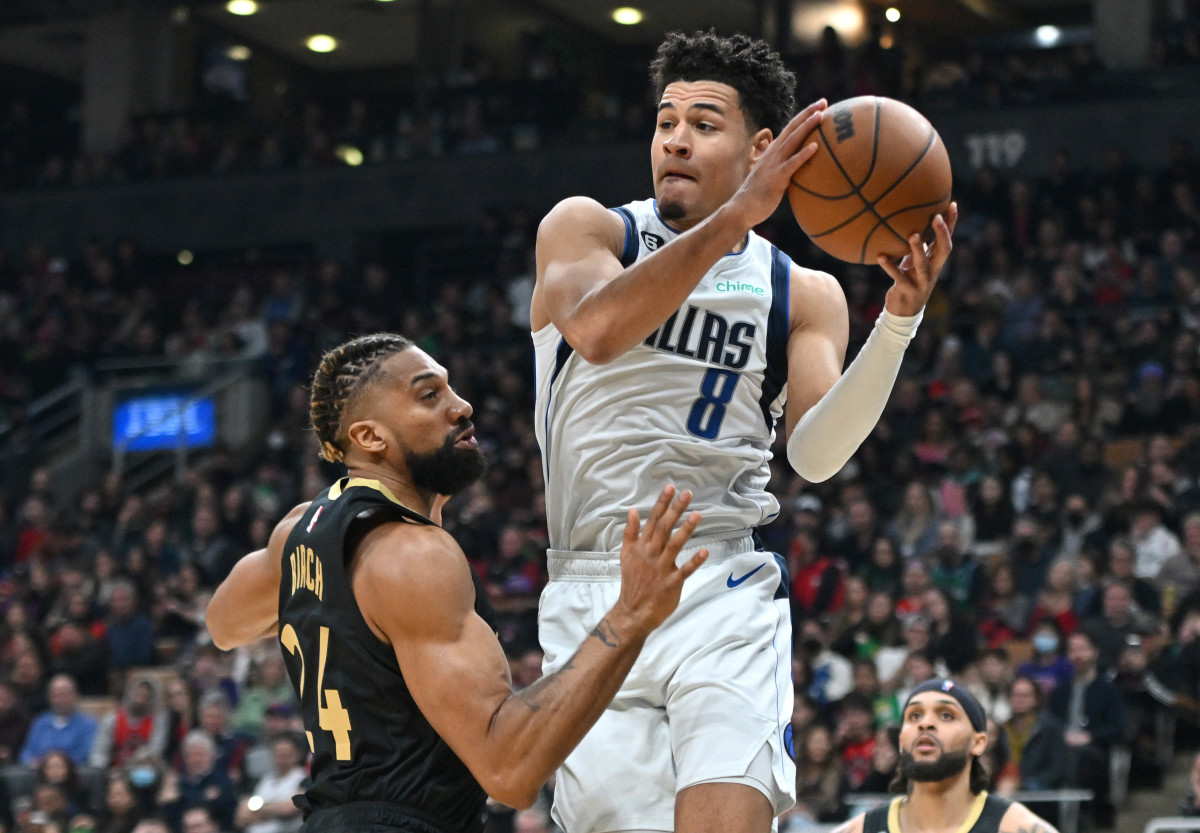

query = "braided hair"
[309,333,414,463]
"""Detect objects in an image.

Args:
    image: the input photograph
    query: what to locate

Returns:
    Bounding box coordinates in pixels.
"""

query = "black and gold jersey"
[861,792,1012,833]
[278,477,491,833]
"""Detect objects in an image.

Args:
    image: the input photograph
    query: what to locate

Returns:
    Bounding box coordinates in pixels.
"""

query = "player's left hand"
[877,201,958,317]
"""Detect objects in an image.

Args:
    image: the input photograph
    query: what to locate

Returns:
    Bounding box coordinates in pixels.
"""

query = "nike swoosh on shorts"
[726,563,766,588]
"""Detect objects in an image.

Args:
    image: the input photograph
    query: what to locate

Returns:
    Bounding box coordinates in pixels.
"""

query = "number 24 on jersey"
[280,624,353,759]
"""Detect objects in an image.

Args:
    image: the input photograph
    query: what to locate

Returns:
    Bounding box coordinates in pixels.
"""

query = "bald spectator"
[19,673,97,766]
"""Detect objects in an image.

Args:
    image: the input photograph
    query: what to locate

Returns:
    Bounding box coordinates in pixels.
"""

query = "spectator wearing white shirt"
[234,734,307,833]
[1130,500,1181,579]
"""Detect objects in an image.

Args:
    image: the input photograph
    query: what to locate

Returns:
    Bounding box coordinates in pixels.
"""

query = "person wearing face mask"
[1015,621,1073,697]
[1009,517,1054,602]
[123,748,167,816]
[1057,492,1104,563]
[798,620,853,710]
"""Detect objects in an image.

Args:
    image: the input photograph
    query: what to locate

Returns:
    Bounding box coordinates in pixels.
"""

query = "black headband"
[904,678,987,732]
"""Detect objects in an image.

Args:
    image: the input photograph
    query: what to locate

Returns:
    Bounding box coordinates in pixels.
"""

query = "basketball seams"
[876,129,940,247]
[786,96,951,264]
[806,126,943,263]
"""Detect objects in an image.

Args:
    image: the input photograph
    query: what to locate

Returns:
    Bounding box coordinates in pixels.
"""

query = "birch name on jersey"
[643,304,756,370]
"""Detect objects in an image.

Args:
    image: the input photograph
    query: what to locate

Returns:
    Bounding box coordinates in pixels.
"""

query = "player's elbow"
[566,328,622,365]
[787,450,840,483]
[483,772,540,811]
[205,609,242,652]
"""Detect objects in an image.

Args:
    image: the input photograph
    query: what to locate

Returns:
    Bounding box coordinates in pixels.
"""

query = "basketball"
[787,96,952,265]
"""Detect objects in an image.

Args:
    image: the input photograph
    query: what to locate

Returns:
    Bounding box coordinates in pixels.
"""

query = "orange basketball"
[787,96,952,265]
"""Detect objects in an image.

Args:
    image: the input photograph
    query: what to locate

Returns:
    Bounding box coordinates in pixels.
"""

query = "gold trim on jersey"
[887,791,989,833]
[328,477,408,507]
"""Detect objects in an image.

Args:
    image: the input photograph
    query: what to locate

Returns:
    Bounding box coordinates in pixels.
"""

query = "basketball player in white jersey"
[532,30,957,833]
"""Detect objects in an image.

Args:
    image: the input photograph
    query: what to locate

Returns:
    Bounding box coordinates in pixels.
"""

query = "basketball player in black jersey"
[206,333,709,833]
[836,680,1057,833]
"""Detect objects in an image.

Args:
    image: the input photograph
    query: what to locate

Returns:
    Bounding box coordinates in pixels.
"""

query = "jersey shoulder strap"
[970,793,1012,833]
[861,797,900,833]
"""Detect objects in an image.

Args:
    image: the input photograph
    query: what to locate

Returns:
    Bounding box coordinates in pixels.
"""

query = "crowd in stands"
[2,0,1200,193]
[0,19,1200,833]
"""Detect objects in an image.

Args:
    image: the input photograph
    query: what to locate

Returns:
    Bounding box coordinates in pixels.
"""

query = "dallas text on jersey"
[642,304,755,370]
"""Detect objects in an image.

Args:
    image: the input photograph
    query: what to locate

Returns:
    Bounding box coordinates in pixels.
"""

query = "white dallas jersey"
[534,198,792,553]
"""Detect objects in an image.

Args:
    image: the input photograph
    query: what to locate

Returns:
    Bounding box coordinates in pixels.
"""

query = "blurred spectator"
[0,678,32,764]
[886,481,940,560]
[796,619,853,709]
[233,733,305,833]
[19,673,97,767]
[832,693,875,792]
[34,749,89,818]
[969,648,1014,724]
[1159,511,1200,613]
[91,679,167,771]
[98,774,143,833]
[1002,675,1065,790]
[923,587,977,673]
[104,580,155,673]
[787,723,847,827]
[162,678,197,768]
[231,654,295,738]
[1129,500,1182,579]
[1017,619,1073,697]
[196,692,247,782]
[158,730,237,832]
[1048,629,1126,828]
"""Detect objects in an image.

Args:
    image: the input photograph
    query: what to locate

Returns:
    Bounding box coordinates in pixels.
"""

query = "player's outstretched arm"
[206,501,309,650]
[362,486,707,810]
[782,205,958,483]
[999,801,1059,833]
[533,100,827,364]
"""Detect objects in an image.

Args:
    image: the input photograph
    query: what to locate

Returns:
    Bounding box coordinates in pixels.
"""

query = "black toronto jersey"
[278,477,491,833]
[862,792,1011,833]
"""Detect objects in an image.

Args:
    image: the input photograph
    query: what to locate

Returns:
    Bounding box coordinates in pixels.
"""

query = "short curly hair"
[650,30,796,137]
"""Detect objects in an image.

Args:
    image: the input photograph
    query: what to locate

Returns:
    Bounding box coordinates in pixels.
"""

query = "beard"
[899,745,971,783]
[658,198,686,221]
[405,424,487,496]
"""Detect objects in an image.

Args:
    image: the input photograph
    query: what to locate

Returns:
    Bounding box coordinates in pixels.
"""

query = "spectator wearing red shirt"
[833,692,876,790]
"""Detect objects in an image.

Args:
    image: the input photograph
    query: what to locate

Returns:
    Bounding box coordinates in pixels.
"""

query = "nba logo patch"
[942,680,955,692]
[306,505,324,533]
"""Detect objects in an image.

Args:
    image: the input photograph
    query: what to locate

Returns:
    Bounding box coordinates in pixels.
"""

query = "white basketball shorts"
[538,531,797,833]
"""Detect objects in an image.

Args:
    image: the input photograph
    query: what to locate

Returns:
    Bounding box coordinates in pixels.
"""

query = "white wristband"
[785,307,923,482]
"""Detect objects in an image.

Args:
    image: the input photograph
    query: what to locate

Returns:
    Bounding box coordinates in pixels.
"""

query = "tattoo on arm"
[590,617,620,648]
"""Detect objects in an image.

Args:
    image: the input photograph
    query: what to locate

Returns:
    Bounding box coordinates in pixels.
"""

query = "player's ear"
[749,127,773,163]
[971,730,989,757]
[346,419,387,455]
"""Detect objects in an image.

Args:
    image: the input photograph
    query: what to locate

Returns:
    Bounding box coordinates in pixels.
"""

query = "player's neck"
[902,773,979,833]
[344,463,433,518]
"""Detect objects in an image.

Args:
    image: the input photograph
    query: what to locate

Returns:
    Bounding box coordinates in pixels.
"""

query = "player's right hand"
[727,98,827,229]
[613,485,707,635]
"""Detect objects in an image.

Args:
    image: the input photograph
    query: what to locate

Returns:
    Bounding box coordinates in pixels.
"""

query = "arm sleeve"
[787,308,922,482]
